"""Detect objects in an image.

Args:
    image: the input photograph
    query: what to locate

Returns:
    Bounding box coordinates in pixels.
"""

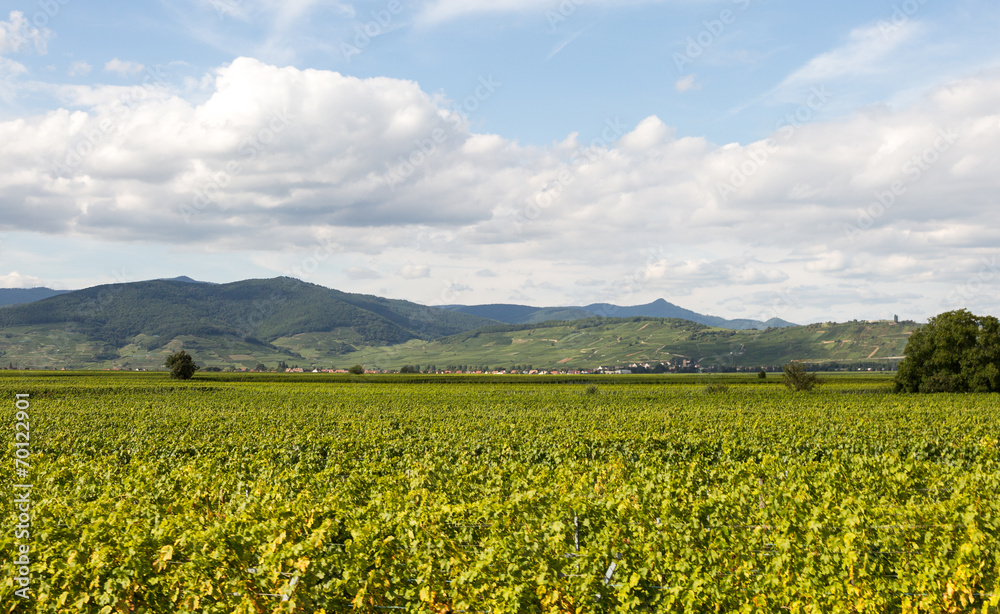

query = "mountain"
[1,276,895,372]
[443,298,796,330]
[0,287,71,307]
[581,299,796,330]
[0,277,495,368]
[341,317,916,372]
[158,276,213,284]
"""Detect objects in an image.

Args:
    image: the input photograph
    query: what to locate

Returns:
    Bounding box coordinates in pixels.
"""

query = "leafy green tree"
[348,364,364,375]
[399,365,418,374]
[895,309,1000,393]
[758,369,767,379]
[165,350,199,380]
[782,362,819,391]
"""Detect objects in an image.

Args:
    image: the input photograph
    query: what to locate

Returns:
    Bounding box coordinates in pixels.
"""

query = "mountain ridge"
[442,298,796,330]
[1,276,912,371]
[0,287,71,307]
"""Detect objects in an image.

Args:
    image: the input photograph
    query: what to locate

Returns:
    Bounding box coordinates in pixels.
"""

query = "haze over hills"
[0,287,71,306]
[0,275,911,371]
[441,299,795,329]
[0,277,205,307]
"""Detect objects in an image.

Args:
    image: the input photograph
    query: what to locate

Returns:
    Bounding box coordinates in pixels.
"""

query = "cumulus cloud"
[3,58,1000,320]
[0,11,51,55]
[0,271,44,288]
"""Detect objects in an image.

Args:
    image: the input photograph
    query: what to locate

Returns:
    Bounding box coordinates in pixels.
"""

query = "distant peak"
[158,276,211,284]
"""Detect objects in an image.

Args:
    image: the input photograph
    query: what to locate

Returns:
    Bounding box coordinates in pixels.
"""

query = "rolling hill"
[0,276,915,371]
[0,277,495,369]
[338,317,916,372]
[442,298,796,329]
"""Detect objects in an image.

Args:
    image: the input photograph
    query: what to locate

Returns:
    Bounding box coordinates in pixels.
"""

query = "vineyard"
[2,372,998,613]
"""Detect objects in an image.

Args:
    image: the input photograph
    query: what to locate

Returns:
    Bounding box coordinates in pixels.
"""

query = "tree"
[165,350,199,380]
[758,369,767,379]
[895,309,1000,393]
[348,364,364,375]
[399,365,418,374]
[782,362,820,391]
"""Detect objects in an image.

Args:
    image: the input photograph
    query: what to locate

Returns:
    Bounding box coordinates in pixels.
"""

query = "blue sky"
[2,0,1000,323]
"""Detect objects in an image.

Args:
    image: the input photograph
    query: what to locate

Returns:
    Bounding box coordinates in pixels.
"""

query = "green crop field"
[2,372,998,613]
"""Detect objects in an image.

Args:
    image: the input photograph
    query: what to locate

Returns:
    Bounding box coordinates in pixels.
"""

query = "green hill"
[338,317,917,372]
[440,299,797,329]
[0,276,919,372]
[0,277,494,370]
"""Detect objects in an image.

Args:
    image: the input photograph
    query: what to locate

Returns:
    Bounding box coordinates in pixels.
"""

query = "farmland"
[2,372,998,612]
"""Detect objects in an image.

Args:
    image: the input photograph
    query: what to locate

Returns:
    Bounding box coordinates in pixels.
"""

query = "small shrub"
[703,383,730,394]
[584,384,599,395]
[783,362,821,392]
[348,364,365,375]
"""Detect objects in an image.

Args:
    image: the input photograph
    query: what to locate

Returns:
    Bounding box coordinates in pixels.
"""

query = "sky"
[1,0,999,324]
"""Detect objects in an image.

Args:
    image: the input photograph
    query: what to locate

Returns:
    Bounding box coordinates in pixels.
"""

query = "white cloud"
[0,11,51,55]
[416,0,677,25]
[3,58,1000,321]
[771,21,922,101]
[68,61,92,77]
[675,74,700,93]
[0,271,44,288]
[397,263,430,279]
[104,58,145,77]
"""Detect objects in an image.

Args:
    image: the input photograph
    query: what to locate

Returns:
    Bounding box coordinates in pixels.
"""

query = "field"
[1,372,998,613]
[0,312,916,372]
[340,320,916,373]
